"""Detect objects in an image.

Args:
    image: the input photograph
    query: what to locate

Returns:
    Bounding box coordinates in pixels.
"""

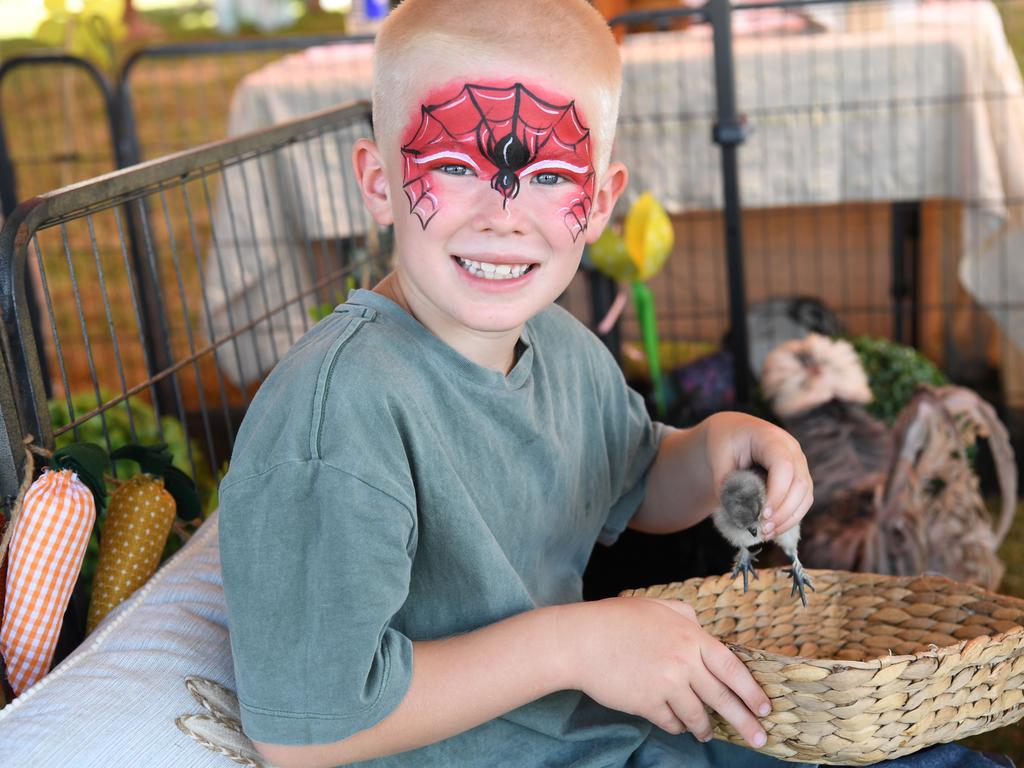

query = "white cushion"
[0,512,238,767]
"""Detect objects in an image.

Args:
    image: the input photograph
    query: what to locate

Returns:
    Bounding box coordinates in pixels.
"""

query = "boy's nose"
[473,189,528,235]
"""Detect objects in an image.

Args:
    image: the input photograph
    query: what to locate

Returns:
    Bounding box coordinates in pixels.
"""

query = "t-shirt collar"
[344,289,534,390]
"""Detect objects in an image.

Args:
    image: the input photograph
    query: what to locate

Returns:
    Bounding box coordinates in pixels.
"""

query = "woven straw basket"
[621,568,1024,765]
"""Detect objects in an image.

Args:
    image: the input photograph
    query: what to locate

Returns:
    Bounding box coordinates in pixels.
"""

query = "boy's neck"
[372,272,523,375]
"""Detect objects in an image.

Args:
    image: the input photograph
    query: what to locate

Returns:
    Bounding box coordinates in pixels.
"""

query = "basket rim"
[623,567,1024,668]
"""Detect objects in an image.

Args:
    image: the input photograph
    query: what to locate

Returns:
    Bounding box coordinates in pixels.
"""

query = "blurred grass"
[1000,0,1024,68]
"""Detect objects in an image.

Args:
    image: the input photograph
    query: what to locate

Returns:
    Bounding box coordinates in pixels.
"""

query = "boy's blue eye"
[438,164,475,177]
[533,172,566,186]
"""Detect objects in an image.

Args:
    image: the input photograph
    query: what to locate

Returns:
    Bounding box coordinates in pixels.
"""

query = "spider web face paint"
[400,82,596,241]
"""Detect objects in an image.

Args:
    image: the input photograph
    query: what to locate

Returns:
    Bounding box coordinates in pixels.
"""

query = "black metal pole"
[113,61,181,419]
[0,55,120,406]
[0,113,16,223]
[707,0,752,406]
[889,201,921,347]
[588,266,622,363]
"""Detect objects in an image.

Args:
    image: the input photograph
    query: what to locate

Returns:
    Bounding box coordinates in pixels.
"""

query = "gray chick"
[711,466,815,606]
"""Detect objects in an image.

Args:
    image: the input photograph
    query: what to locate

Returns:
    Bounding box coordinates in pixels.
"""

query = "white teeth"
[456,257,531,280]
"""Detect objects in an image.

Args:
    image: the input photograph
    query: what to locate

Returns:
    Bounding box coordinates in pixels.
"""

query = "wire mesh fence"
[0,101,389,506]
[0,35,368,222]
[118,36,372,162]
[2,0,1024,431]
[603,0,1024,428]
[0,55,121,220]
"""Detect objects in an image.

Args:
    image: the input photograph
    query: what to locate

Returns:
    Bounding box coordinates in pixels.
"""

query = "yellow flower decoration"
[589,193,673,283]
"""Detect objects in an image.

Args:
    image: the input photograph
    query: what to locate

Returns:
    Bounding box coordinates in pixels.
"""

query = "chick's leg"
[730,546,760,593]
[776,526,815,607]
[784,556,815,607]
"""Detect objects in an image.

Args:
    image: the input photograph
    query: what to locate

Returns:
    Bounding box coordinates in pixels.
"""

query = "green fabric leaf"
[52,442,110,511]
[109,443,173,476]
[162,465,202,521]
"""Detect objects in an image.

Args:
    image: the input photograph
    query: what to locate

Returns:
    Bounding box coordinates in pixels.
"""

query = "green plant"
[49,391,202,481]
[308,289,348,324]
[308,276,360,323]
[34,0,126,72]
[848,335,948,424]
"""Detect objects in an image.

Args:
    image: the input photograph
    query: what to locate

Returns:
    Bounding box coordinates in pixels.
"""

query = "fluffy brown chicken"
[760,334,1017,590]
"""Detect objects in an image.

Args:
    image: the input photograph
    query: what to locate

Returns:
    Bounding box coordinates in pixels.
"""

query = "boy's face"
[400,81,596,242]
[357,73,626,339]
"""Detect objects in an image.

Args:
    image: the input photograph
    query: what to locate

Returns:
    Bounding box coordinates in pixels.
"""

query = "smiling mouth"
[454,255,537,281]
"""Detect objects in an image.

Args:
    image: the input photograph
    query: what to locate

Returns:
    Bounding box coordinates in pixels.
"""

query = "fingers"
[690,667,768,749]
[755,436,813,540]
[764,476,812,539]
[653,704,688,736]
[698,640,771,745]
[767,485,813,539]
[666,692,715,743]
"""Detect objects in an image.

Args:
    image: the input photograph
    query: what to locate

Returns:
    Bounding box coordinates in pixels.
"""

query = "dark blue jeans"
[630,732,1014,767]
[835,743,1014,768]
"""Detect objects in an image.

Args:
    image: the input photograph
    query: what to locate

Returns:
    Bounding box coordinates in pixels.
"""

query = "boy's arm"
[629,422,718,535]
[629,412,812,538]
[253,606,568,768]
[256,598,771,768]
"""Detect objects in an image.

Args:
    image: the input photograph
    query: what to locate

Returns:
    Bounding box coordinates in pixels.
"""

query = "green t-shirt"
[218,289,669,764]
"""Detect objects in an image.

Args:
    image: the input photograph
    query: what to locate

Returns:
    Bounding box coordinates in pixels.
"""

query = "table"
[203,1,1024,396]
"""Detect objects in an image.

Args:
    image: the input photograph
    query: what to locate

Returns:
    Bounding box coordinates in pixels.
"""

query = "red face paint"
[400,81,596,240]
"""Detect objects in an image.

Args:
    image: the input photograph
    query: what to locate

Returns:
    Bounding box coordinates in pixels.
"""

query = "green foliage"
[309,290,347,324]
[848,335,948,424]
[49,391,202,483]
[308,277,358,323]
[35,0,127,72]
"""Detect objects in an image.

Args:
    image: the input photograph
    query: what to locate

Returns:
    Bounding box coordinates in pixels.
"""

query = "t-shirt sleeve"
[592,346,673,547]
[218,459,416,745]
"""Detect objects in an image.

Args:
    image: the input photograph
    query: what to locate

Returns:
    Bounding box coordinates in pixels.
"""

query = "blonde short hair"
[372,0,622,176]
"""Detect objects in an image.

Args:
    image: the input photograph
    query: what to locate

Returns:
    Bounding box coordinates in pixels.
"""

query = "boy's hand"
[558,598,770,748]
[704,412,812,540]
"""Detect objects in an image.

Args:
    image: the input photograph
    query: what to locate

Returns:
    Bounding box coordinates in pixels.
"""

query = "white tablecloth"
[204,0,1024,385]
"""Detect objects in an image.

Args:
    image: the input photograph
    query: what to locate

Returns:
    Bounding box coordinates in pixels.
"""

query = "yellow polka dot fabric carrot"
[86,444,199,634]
[0,444,108,696]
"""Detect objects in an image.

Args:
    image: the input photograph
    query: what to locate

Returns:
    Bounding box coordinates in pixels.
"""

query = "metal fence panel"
[2,4,1023,421]
[118,36,371,163]
[0,101,389,505]
[608,0,1024,420]
[0,55,121,221]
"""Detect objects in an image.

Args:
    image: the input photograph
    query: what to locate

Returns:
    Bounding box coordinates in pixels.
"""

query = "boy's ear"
[584,161,629,246]
[352,138,395,226]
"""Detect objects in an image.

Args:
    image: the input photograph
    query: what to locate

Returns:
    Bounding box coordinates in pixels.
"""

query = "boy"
[217,0,816,765]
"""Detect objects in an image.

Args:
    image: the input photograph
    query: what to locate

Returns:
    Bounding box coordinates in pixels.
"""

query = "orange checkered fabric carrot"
[0,469,96,695]
[0,443,107,697]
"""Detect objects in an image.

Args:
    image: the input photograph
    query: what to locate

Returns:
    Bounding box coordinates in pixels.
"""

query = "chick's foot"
[784,558,816,607]
[730,547,761,593]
